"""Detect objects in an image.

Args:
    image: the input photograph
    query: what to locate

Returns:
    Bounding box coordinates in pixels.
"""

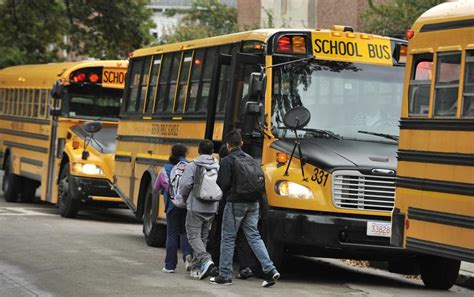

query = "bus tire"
[57,164,80,218]
[20,179,38,203]
[419,255,460,290]
[143,182,166,247]
[3,156,21,202]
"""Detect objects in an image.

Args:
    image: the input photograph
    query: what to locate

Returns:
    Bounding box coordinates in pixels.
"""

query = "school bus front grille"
[332,170,395,212]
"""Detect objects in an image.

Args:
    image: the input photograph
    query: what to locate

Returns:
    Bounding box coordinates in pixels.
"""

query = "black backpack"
[232,154,265,201]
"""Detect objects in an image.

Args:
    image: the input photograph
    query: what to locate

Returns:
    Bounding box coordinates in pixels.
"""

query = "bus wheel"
[420,255,460,290]
[143,182,166,247]
[57,164,80,218]
[3,156,21,202]
[20,179,38,203]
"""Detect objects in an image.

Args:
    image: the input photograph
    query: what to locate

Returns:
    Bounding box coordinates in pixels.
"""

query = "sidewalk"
[456,262,474,289]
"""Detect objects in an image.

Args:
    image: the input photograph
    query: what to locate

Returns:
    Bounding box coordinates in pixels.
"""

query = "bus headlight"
[275,180,314,199]
[73,163,104,176]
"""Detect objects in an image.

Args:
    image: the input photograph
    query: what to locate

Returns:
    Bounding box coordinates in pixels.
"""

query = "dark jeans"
[165,207,191,270]
[219,202,275,279]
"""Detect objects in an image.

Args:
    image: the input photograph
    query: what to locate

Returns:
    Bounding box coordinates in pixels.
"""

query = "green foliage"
[159,0,238,44]
[0,0,154,68]
[361,0,445,38]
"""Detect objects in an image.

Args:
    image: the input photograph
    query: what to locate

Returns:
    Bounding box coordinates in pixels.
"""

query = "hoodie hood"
[194,154,219,170]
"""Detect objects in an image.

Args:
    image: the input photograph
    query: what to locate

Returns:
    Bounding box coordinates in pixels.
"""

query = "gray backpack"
[192,165,222,202]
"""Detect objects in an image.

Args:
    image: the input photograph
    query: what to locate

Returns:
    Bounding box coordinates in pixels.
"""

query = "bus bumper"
[267,208,410,260]
[68,176,119,201]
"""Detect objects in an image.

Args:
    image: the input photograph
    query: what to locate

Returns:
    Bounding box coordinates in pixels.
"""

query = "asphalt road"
[0,183,471,296]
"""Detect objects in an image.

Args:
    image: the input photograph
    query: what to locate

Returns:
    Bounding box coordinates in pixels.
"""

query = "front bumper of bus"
[68,175,120,201]
[267,208,410,260]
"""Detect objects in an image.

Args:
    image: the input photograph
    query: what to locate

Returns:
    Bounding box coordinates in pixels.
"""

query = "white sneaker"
[185,255,193,272]
[162,267,175,273]
[190,269,200,278]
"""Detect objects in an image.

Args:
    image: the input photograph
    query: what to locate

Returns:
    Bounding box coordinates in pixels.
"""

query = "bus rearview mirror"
[51,81,64,99]
[83,121,102,134]
[283,106,311,130]
[248,72,263,99]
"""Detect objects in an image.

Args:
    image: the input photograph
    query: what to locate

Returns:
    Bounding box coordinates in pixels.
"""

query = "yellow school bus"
[112,25,413,268]
[0,61,127,217]
[391,1,474,290]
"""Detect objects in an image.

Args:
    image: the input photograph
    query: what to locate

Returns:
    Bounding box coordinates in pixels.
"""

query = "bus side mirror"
[51,81,64,99]
[83,121,102,134]
[283,106,311,130]
[50,108,61,117]
[248,72,263,100]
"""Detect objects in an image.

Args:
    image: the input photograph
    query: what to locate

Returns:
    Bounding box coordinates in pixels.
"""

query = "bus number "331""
[311,168,329,186]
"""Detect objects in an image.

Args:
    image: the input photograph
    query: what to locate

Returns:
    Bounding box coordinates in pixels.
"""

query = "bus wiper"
[358,130,398,141]
[278,127,341,139]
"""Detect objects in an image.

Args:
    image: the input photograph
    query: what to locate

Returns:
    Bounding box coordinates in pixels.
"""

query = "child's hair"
[218,145,229,159]
[169,143,188,165]
[198,139,214,155]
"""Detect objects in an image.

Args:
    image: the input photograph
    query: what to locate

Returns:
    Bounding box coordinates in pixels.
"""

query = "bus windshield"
[66,86,122,120]
[271,57,404,142]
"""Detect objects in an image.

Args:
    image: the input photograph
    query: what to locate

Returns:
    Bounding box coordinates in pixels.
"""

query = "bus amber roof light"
[277,36,291,52]
[292,36,307,53]
[89,73,99,83]
[406,29,415,39]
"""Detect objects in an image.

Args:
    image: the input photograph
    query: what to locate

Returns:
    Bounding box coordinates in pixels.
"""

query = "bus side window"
[434,52,461,117]
[463,50,474,117]
[0,88,4,114]
[165,52,182,113]
[155,53,173,112]
[33,89,40,118]
[137,57,152,113]
[197,47,218,112]
[186,49,205,112]
[125,58,144,113]
[39,89,48,119]
[408,54,433,117]
[175,51,193,113]
[145,55,162,113]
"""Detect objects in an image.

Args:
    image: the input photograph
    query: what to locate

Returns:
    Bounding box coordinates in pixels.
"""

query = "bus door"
[205,52,264,159]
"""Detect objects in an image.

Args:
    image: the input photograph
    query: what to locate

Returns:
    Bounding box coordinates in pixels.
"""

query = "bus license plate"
[366,221,391,238]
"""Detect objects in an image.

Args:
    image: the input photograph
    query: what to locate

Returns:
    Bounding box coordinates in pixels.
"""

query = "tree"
[159,0,239,44]
[0,0,154,68]
[361,0,445,38]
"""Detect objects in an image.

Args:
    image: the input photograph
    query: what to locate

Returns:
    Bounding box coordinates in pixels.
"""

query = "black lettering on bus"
[322,40,330,54]
[382,45,391,59]
[338,41,346,55]
[103,71,110,83]
[314,39,323,53]
[346,42,354,56]
[355,43,363,57]
[368,44,376,58]
[330,40,338,55]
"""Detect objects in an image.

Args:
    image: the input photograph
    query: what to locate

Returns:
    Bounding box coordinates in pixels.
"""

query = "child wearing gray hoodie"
[178,139,220,280]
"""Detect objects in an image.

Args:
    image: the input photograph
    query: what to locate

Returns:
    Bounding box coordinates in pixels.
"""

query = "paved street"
[0,188,471,296]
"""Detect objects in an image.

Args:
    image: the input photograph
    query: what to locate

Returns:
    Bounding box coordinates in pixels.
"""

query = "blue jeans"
[219,202,275,279]
[165,208,192,270]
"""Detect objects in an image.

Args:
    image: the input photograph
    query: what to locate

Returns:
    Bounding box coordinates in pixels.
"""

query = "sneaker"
[162,267,175,273]
[209,266,219,277]
[184,255,193,272]
[190,268,200,278]
[262,269,280,287]
[209,276,232,285]
[236,267,253,280]
[198,260,215,280]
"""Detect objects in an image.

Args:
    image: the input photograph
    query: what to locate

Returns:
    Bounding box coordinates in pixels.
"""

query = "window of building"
[408,54,433,117]
[434,52,461,117]
[145,55,162,113]
[463,50,474,117]
[186,49,205,112]
[175,51,192,113]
